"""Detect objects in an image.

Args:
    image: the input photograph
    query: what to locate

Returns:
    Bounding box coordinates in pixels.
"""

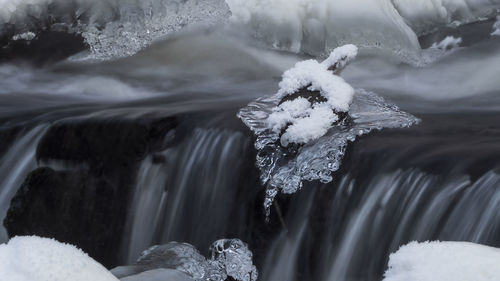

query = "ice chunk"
[239,46,419,216]
[210,239,258,281]
[239,89,419,216]
[383,241,500,281]
[136,243,207,280]
[121,269,193,281]
[430,36,462,50]
[117,239,258,281]
[0,236,119,281]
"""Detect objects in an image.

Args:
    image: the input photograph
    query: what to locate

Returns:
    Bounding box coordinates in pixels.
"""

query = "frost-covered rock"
[114,239,257,281]
[268,44,357,147]
[0,236,119,281]
[383,241,500,281]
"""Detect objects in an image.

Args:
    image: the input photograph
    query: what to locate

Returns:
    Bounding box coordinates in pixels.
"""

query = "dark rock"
[5,117,177,268]
[36,117,177,174]
[4,167,124,267]
[0,30,87,65]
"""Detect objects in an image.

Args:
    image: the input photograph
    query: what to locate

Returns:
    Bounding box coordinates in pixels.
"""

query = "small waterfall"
[254,168,500,281]
[0,124,49,242]
[123,127,253,263]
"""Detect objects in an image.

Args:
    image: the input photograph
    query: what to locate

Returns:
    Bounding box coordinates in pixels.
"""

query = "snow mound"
[383,241,500,281]
[0,236,118,281]
[268,45,357,146]
[210,239,258,281]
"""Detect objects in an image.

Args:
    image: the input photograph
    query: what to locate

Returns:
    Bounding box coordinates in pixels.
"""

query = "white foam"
[383,241,500,281]
[0,236,119,281]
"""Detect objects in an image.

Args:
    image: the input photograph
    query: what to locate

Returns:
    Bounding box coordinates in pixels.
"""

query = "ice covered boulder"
[113,239,257,281]
[0,236,119,281]
[121,269,193,281]
[383,241,500,281]
[268,44,358,147]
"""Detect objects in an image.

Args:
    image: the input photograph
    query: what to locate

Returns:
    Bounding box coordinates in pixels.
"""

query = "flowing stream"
[0,0,499,280]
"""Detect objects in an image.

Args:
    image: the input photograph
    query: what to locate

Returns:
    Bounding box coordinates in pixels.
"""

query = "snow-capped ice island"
[239,44,419,215]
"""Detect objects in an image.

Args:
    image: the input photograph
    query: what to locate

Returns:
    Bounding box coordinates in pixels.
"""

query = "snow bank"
[383,241,500,281]
[267,44,357,146]
[0,236,119,281]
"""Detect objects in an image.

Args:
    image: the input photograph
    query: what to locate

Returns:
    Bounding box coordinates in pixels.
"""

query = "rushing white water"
[0,125,48,242]
[239,89,419,215]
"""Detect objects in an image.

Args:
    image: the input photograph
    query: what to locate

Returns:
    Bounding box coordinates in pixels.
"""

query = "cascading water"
[123,127,255,263]
[0,125,48,242]
[0,0,499,280]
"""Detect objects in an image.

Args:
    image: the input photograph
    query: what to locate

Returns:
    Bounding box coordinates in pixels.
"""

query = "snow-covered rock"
[383,241,500,281]
[0,236,119,281]
[267,44,358,146]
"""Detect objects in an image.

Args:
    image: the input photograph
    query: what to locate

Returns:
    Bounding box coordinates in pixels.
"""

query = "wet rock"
[0,30,87,65]
[5,117,177,268]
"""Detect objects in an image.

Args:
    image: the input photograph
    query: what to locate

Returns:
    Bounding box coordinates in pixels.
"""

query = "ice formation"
[383,241,500,281]
[210,239,258,281]
[0,236,119,281]
[225,0,499,63]
[268,44,357,146]
[493,16,500,36]
[114,239,257,281]
[430,36,462,50]
[0,0,231,60]
[239,45,419,216]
